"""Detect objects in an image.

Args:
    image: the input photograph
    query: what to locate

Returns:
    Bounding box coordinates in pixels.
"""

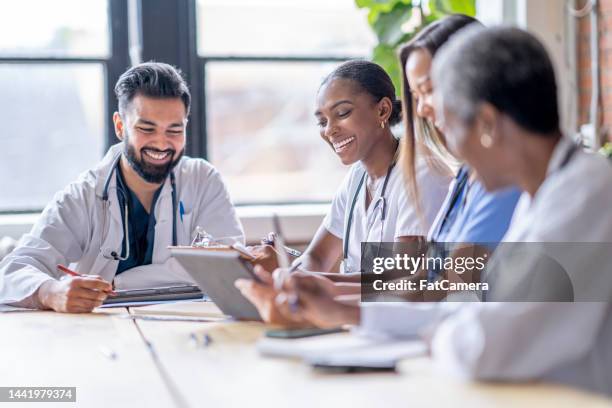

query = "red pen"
[57,264,81,277]
[56,264,116,295]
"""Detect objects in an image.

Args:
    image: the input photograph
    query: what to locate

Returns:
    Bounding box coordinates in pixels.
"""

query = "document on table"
[257,332,426,366]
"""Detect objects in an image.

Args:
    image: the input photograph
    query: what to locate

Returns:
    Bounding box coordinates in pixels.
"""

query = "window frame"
[0,0,129,214]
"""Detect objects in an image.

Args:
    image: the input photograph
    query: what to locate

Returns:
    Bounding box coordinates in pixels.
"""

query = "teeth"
[144,150,170,160]
[333,136,355,151]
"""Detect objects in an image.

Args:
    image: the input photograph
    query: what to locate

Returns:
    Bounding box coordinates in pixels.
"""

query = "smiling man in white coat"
[0,62,244,312]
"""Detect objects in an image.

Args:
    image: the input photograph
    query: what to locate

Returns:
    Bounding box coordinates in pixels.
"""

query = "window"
[0,0,376,212]
[0,0,128,213]
[197,0,376,204]
[0,64,105,211]
[0,0,110,57]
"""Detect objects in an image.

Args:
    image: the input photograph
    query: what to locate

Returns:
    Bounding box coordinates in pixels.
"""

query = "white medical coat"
[0,143,244,305]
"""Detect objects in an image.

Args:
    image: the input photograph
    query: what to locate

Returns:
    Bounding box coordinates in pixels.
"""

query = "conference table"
[1,301,610,408]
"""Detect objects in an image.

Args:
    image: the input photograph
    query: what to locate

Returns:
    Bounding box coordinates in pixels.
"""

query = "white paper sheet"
[257,332,426,367]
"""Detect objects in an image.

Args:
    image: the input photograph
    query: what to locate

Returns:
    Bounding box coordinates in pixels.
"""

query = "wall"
[577,0,612,143]
[477,0,579,139]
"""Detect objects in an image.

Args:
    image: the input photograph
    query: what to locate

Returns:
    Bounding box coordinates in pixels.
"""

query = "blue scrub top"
[427,165,520,281]
[432,165,520,245]
[115,166,162,275]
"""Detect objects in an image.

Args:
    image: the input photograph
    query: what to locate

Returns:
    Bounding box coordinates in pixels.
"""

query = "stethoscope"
[100,153,178,261]
[433,141,579,243]
[342,155,397,272]
[431,165,470,242]
[426,165,469,281]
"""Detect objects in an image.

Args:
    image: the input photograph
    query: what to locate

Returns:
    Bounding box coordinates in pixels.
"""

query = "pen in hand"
[56,264,81,277]
[262,233,302,258]
[286,262,302,314]
[271,261,303,314]
[56,264,116,295]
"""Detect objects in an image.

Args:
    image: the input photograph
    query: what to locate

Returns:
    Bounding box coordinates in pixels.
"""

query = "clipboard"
[169,246,262,321]
[169,243,257,261]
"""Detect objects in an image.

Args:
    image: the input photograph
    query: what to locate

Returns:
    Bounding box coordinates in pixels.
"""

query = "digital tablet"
[170,247,262,320]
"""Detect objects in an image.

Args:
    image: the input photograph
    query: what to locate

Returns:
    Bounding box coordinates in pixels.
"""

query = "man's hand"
[36,276,114,313]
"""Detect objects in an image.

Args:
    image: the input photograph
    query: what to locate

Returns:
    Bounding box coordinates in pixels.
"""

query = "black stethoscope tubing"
[100,153,177,261]
[431,165,469,242]
[343,162,395,261]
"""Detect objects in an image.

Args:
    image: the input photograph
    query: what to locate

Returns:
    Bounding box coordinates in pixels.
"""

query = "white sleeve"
[356,302,459,339]
[322,168,353,239]
[431,302,609,381]
[192,167,245,244]
[0,181,91,304]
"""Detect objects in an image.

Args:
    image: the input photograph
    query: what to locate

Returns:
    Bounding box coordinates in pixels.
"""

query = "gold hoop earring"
[380,121,386,129]
[480,133,493,148]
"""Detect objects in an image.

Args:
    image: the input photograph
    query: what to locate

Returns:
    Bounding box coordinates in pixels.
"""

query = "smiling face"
[314,78,385,166]
[406,48,436,125]
[114,94,187,184]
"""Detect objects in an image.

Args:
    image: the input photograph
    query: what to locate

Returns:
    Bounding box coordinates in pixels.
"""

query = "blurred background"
[0,0,602,243]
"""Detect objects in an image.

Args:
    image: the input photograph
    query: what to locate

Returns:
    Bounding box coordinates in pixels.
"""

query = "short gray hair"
[432,26,560,135]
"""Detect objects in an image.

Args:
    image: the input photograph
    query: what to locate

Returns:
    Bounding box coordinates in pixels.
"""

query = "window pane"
[0,64,106,212]
[197,0,375,57]
[0,0,109,58]
[206,62,348,204]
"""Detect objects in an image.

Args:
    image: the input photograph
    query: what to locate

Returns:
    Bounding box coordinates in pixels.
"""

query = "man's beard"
[123,136,184,184]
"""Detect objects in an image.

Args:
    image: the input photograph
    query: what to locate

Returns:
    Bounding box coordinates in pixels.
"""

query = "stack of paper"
[257,332,426,368]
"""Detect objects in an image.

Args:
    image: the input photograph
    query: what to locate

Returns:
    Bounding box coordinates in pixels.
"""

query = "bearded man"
[0,62,243,312]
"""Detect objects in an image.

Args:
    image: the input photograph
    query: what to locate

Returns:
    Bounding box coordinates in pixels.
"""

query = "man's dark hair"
[114,61,191,116]
[321,60,402,126]
[433,26,560,135]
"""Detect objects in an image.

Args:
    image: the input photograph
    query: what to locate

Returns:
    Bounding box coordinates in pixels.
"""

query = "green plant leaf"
[358,0,475,96]
[429,0,476,16]
[357,0,411,14]
[372,2,414,45]
[372,44,403,97]
[599,142,612,159]
[356,0,391,8]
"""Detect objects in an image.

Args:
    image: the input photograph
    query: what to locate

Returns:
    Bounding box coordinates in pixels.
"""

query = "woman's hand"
[247,244,281,273]
[276,273,361,328]
[234,265,309,327]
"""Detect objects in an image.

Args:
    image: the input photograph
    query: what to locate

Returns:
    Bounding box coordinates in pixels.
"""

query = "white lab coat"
[358,138,612,395]
[0,143,244,305]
